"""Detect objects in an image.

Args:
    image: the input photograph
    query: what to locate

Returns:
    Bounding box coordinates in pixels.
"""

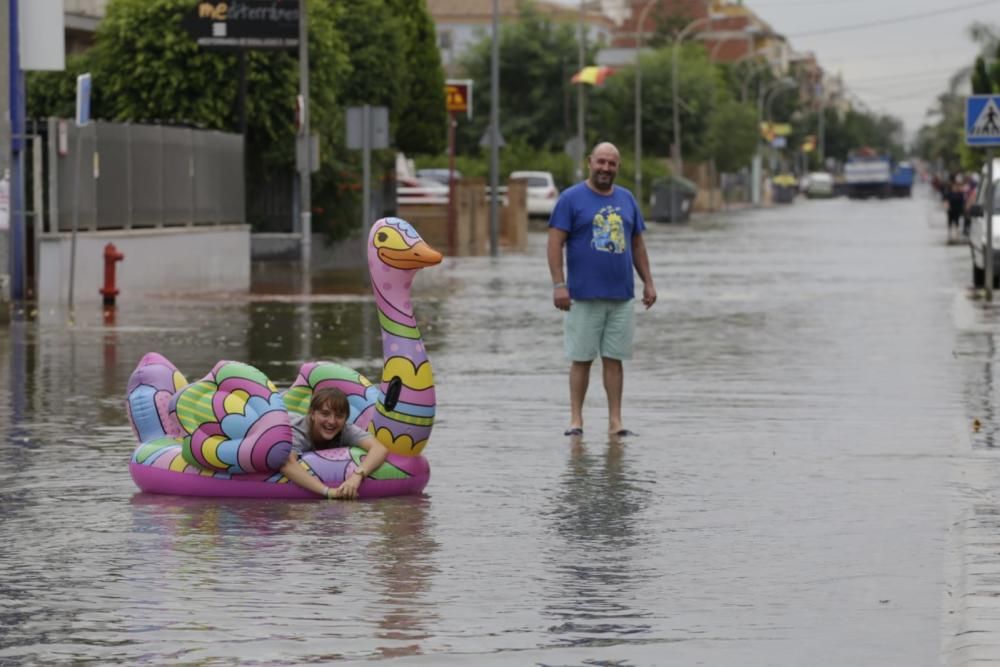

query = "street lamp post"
[671,16,712,221]
[706,29,758,210]
[739,57,770,103]
[298,0,311,274]
[753,77,797,205]
[633,0,657,208]
[764,83,797,174]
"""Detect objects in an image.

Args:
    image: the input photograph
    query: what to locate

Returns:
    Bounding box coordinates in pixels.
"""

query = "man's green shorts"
[564,299,635,362]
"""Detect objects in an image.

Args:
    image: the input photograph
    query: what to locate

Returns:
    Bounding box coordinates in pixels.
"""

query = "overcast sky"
[551,0,996,141]
[750,0,994,139]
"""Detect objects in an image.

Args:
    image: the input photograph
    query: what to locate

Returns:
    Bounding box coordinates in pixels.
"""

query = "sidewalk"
[945,429,1000,665]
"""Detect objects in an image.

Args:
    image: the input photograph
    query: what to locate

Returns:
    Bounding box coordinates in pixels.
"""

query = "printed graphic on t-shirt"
[590,205,626,254]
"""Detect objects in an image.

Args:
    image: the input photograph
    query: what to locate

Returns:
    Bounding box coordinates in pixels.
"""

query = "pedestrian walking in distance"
[546,142,657,438]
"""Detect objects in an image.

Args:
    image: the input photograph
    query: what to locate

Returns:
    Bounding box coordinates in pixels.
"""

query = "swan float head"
[367,217,442,457]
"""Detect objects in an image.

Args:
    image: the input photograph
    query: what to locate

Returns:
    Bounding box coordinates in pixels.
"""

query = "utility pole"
[298,0,311,274]
[488,0,499,257]
[0,0,9,316]
[817,90,826,167]
[8,0,24,303]
[634,0,657,209]
[575,0,585,181]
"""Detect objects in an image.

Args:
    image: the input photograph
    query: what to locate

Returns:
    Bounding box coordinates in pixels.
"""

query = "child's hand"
[332,475,362,500]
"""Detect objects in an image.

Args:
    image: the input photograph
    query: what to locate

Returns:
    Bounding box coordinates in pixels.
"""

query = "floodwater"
[0,188,991,665]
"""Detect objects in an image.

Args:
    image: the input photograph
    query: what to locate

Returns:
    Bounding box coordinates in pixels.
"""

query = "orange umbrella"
[571,66,615,86]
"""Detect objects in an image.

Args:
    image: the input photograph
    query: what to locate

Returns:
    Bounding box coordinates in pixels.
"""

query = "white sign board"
[19,0,65,71]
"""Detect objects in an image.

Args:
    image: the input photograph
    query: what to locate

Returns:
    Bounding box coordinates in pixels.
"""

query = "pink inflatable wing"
[283,360,379,427]
[126,352,188,442]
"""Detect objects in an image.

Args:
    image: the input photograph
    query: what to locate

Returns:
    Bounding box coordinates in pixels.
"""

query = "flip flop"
[564,427,583,436]
[614,429,638,437]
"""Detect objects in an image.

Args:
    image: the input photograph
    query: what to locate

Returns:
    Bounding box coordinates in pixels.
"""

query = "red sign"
[445,79,473,117]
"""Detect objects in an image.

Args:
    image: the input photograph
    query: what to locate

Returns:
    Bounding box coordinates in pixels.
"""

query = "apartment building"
[64,0,108,54]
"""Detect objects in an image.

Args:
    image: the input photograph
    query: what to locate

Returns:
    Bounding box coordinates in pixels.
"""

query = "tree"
[455,4,586,154]
[916,22,1000,172]
[26,0,446,237]
[591,44,721,166]
[387,0,447,155]
[705,99,758,173]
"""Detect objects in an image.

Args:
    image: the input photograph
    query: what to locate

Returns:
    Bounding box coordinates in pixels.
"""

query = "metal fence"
[47,118,244,233]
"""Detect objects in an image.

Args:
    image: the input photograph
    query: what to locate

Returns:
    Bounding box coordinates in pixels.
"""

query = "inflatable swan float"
[126,217,442,498]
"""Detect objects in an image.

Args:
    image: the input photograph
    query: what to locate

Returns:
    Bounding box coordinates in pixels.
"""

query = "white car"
[968,158,1000,288]
[509,170,559,217]
[803,171,835,198]
[396,176,448,205]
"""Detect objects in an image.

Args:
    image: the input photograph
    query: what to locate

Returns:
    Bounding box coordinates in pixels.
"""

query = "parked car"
[969,158,1000,288]
[509,170,559,217]
[803,171,835,198]
[396,176,448,205]
[415,168,460,186]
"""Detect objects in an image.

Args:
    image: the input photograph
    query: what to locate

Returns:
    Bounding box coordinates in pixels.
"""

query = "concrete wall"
[250,184,529,269]
[251,231,369,271]
[38,225,250,306]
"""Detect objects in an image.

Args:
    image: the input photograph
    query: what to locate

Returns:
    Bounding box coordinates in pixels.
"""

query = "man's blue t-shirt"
[548,182,646,301]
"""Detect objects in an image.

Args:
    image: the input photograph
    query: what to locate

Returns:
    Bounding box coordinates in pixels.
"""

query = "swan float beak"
[378,241,443,270]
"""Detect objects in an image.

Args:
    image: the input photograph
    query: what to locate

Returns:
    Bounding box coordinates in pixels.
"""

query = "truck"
[843,148,892,199]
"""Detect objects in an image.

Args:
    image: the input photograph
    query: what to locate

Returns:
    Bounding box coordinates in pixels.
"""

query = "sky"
[552,0,998,141]
[748,0,993,139]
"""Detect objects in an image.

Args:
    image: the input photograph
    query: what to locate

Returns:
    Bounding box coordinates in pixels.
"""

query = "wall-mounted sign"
[182,1,299,50]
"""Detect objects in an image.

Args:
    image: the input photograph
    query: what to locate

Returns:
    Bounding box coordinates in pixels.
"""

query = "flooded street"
[1,188,995,665]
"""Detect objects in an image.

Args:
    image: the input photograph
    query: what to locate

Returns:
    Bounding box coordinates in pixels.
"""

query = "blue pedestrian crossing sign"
[967,95,1000,146]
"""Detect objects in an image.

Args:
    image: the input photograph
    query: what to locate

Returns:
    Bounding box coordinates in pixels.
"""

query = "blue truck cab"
[890,162,914,197]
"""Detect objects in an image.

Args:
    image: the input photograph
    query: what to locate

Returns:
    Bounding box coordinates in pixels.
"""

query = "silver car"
[968,158,1000,288]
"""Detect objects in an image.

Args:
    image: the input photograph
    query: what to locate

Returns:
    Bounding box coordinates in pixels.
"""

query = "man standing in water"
[547,142,657,438]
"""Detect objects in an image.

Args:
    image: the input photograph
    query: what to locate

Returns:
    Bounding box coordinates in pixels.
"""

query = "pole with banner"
[445,79,472,256]
[966,95,1000,300]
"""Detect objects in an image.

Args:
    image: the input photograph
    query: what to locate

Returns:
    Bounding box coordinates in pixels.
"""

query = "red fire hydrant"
[100,242,124,306]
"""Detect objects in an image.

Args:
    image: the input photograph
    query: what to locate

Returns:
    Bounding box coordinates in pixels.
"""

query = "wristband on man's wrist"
[553,282,567,289]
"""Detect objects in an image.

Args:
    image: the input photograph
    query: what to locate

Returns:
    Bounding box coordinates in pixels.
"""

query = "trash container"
[771,174,798,204]
[649,176,698,222]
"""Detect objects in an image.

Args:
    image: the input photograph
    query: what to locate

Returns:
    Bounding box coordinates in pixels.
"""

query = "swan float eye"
[374,227,410,251]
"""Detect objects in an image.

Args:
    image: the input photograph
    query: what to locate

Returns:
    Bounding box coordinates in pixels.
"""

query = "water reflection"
[5,316,28,449]
[118,493,440,662]
[365,496,440,659]
[957,299,1000,449]
[542,436,654,648]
